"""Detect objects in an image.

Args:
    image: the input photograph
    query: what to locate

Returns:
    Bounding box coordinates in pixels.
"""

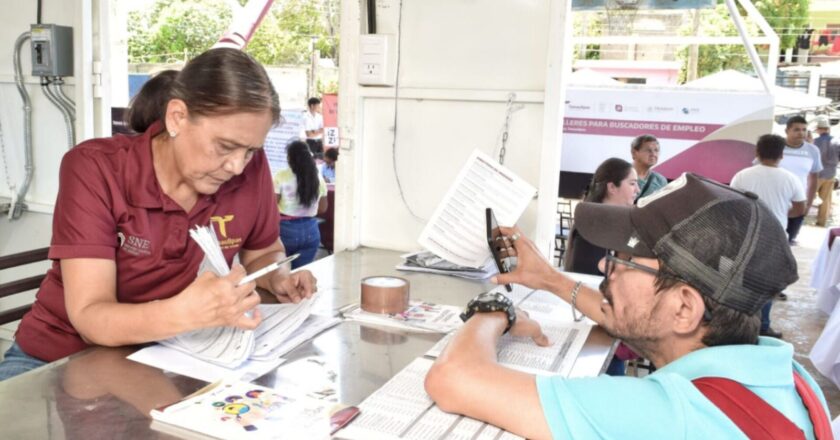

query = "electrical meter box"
[30,24,74,77]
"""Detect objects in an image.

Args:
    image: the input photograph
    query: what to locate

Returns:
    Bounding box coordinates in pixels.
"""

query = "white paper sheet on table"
[129,313,340,382]
[418,150,536,269]
[128,344,286,383]
[341,301,464,334]
[158,297,321,368]
[425,289,593,377]
[335,358,524,440]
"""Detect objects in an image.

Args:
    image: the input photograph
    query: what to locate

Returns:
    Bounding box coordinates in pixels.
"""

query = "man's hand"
[491,226,557,292]
[269,270,317,303]
[510,309,551,347]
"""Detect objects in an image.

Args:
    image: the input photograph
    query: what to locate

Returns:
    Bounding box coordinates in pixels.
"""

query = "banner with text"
[561,87,774,185]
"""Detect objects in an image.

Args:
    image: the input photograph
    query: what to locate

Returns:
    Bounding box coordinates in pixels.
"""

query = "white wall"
[0,0,82,211]
[336,0,571,254]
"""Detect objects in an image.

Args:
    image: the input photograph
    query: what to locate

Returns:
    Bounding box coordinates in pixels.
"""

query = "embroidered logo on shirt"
[211,214,243,250]
[119,232,152,256]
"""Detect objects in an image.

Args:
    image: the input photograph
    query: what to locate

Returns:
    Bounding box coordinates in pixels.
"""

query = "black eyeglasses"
[603,250,660,278]
[603,250,712,321]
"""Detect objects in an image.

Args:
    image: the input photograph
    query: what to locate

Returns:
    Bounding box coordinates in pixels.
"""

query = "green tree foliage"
[676,3,758,83]
[128,0,232,63]
[754,0,810,51]
[247,0,339,65]
[128,0,339,66]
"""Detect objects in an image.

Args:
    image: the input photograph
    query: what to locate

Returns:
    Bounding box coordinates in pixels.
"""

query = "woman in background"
[275,141,328,269]
[564,157,638,376]
[564,158,638,275]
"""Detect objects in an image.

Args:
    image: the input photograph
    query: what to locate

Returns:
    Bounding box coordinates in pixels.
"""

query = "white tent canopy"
[683,70,832,113]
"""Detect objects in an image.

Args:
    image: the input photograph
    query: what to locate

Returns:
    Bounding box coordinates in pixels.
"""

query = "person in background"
[304,97,324,158]
[0,48,317,381]
[564,158,639,376]
[780,115,823,244]
[322,147,338,183]
[425,174,830,439]
[275,141,328,269]
[813,115,840,227]
[730,134,806,339]
[630,134,668,200]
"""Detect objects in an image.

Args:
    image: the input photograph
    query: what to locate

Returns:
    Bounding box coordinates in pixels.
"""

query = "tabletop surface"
[0,247,613,439]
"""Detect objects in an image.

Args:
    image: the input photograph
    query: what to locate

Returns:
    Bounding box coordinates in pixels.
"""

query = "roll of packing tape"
[361,276,410,314]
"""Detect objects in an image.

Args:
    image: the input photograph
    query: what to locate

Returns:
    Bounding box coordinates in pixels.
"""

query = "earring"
[169,131,178,138]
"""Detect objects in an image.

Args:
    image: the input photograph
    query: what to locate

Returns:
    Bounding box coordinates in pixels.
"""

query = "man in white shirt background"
[731,133,806,339]
[304,97,324,158]
[778,115,823,244]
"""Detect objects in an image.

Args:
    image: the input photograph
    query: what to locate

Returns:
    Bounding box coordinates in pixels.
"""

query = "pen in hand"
[237,254,300,287]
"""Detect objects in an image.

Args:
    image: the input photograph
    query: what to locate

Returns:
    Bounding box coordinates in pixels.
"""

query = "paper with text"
[150,379,332,439]
[341,301,464,334]
[336,358,523,440]
[418,150,536,268]
[426,289,593,377]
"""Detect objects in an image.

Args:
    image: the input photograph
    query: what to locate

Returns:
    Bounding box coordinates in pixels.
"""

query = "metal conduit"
[52,78,76,120]
[10,31,32,219]
[41,79,75,148]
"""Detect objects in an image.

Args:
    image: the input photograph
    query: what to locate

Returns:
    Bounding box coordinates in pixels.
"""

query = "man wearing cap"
[813,116,840,227]
[425,173,830,439]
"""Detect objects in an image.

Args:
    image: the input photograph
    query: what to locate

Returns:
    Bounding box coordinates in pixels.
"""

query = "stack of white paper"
[152,225,336,370]
[396,250,498,281]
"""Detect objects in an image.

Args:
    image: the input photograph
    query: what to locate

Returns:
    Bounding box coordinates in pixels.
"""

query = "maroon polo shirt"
[15,122,281,362]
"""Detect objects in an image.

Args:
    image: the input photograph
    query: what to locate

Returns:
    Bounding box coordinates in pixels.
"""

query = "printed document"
[341,301,464,334]
[418,150,536,268]
[336,358,523,440]
[426,288,593,377]
[150,379,334,440]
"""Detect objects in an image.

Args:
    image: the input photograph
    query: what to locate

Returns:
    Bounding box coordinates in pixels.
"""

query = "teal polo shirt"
[536,337,828,439]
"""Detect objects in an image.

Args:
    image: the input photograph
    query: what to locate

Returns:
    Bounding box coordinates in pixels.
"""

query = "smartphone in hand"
[486,208,514,292]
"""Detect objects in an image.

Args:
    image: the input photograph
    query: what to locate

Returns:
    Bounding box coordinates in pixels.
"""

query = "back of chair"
[0,247,50,325]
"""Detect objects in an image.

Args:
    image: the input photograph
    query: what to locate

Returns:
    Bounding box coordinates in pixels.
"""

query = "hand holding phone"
[486,208,514,292]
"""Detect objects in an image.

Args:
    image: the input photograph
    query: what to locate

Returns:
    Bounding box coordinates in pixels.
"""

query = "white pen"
[237,254,300,286]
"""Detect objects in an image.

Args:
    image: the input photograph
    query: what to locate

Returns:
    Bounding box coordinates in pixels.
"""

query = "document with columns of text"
[418,150,536,269]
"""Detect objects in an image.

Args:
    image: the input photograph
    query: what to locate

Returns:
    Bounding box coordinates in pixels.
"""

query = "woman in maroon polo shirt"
[0,48,316,380]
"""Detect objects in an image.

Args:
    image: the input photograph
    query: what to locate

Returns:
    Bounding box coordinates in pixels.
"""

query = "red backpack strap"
[793,371,834,440]
[692,376,805,440]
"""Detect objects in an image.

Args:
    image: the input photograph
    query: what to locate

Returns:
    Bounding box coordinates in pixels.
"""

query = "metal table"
[0,247,613,439]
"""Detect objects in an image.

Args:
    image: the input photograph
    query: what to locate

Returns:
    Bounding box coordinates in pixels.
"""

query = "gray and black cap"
[574,173,798,315]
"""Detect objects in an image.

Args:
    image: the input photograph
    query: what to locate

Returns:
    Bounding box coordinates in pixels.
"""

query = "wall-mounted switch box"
[30,24,74,77]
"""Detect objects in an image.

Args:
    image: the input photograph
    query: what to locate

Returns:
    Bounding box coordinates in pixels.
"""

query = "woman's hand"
[492,226,558,292]
[175,264,262,330]
[269,270,317,303]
